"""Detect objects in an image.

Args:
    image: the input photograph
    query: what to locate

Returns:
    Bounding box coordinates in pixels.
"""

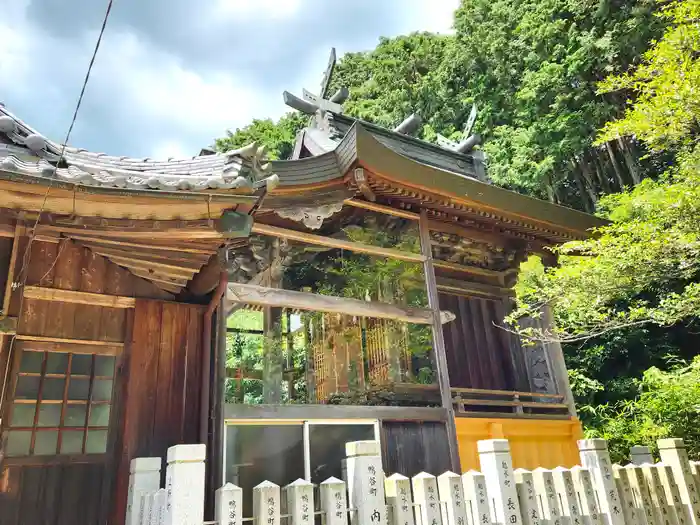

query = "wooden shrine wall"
[0,237,204,525]
[380,420,451,477]
[439,292,523,391]
[113,299,205,525]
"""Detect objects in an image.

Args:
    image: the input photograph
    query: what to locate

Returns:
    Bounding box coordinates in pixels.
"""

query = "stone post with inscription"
[127,457,162,525]
[253,481,281,525]
[216,482,243,525]
[412,472,442,525]
[386,473,415,525]
[345,441,386,525]
[658,439,700,525]
[286,479,315,525]
[164,444,206,525]
[477,439,523,525]
[612,464,643,525]
[578,439,625,525]
[514,469,542,525]
[320,477,348,525]
[437,471,469,525]
[462,470,492,525]
[570,466,603,525]
[552,466,583,525]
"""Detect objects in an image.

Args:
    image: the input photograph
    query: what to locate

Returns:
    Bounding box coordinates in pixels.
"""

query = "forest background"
[215,0,700,461]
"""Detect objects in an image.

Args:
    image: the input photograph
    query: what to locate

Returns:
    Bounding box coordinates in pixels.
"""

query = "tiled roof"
[0,104,272,192]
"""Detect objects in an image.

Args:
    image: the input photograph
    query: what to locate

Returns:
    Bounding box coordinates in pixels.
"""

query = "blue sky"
[0,0,458,159]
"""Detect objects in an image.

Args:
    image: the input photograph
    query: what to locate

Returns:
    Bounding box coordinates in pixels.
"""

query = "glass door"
[304,420,379,484]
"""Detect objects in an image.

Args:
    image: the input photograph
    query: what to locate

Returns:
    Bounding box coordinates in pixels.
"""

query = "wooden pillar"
[263,239,284,404]
[419,209,461,473]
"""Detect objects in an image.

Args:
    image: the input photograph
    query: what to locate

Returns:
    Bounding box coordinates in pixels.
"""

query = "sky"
[0,0,459,159]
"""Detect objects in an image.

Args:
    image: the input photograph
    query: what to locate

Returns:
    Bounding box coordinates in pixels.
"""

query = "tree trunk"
[570,160,594,213]
[617,137,642,185]
[605,140,628,190]
[577,157,599,207]
[592,150,612,195]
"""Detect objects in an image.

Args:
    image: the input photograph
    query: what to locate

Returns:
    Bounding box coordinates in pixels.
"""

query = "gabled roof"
[266,121,605,243]
[0,104,272,193]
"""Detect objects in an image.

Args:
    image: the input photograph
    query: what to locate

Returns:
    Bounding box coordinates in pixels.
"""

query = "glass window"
[5,348,116,457]
[307,423,376,484]
[224,424,305,517]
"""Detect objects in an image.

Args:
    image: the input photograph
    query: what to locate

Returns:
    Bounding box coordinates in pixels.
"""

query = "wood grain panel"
[440,292,518,391]
[381,421,451,478]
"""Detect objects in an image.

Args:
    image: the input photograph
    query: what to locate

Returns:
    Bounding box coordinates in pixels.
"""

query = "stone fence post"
[164,444,206,525]
[658,439,700,525]
[345,441,386,525]
[127,457,162,525]
[578,439,625,525]
[477,439,523,525]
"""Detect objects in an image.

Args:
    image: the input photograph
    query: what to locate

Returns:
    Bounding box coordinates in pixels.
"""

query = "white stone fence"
[126,437,700,525]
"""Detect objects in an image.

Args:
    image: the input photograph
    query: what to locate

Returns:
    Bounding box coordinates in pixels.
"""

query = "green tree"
[510,0,700,441]
[215,112,307,160]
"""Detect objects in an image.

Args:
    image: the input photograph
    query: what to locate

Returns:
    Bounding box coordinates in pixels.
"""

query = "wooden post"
[386,474,415,525]
[514,469,543,525]
[477,439,523,525]
[320,477,348,525]
[345,441,386,525]
[578,439,626,525]
[419,209,460,473]
[286,479,315,525]
[216,482,243,525]
[253,481,281,525]
[658,439,700,525]
[437,471,469,525]
[127,457,162,525]
[164,444,206,525]
[461,471,492,525]
[411,472,442,525]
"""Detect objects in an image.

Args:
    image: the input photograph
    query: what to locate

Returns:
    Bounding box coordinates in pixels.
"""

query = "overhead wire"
[0,0,116,413]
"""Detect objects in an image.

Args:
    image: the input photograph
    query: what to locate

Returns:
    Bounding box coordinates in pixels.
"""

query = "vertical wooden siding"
[380,421,451,477]
[0,238,184,525]
[113,299,204,525]
[439,292,517,390]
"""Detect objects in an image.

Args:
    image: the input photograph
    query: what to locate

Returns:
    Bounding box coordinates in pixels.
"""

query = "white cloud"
[214,0,303,19]
[151,139,191,160]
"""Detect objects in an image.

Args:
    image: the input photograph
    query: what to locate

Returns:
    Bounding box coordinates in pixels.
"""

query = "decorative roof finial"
[394,113,422,136]
[282,48,348,116]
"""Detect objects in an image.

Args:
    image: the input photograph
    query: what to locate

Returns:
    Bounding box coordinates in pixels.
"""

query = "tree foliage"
[215,112,307,160]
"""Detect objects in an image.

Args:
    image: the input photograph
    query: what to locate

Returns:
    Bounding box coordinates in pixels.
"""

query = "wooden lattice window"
[2,346,117,457]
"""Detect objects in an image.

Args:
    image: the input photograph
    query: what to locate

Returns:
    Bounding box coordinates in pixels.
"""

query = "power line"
[0,0,116,412]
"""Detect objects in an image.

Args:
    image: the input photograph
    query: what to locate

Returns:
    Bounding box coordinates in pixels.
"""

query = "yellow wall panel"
[455,417,584,472]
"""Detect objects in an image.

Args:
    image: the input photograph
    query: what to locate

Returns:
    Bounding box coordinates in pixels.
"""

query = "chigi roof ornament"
[282,47,349,116]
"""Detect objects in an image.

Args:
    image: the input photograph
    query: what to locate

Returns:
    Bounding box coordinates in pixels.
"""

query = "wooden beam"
[419,208,461,472]
[0,222,16,238]
[23,286,136,308]
[36,224,225,241]
[186,254,223,297]
[251,223,425,263]
[82,244,204,272]
[344,199,419,220]
[433,259,512,283]
[127,269,187,292]
[63,234,217,255]
[73,239,212,264]
[102,255,197,279]
[436,276,513,299]
[2,225,21,317]
[226,282,455,325]
[14,338,123,355]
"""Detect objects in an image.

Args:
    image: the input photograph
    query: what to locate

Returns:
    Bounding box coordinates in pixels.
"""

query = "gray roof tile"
[0,104,274,192]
